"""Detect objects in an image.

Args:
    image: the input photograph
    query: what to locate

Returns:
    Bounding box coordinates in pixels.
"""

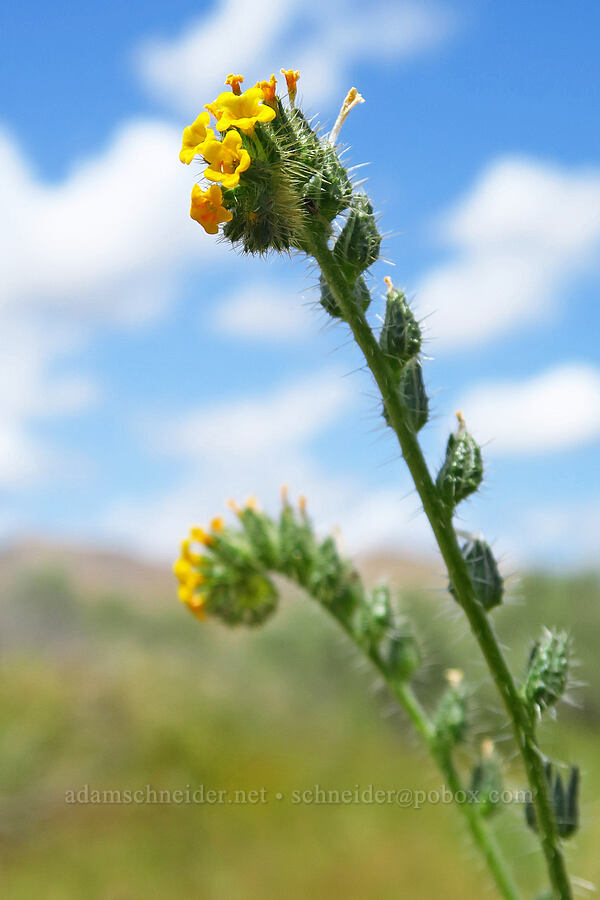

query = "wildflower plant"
[175,71,580,899]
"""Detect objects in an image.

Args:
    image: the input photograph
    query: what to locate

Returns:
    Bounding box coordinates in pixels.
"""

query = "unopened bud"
[436,412,483,510]
[383,358,429,433]
[470,739,503,818]
[525,760,580,840]
[434,669,467,747]
[333,193,381,281]
[379,278,421,368]
[450,538,503,611]
[524,629,569,712]
[319,274,370,319]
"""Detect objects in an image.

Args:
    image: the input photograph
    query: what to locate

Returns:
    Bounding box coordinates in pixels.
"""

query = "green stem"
[390,679,521,900]
[328,611,521,900]
[310,235,572,900]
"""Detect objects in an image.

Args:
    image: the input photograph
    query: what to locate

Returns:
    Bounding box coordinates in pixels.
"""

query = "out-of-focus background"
[1,1,599,897]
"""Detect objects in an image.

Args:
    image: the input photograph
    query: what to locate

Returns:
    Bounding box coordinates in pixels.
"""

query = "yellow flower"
[174,539,209,619]
[179,112,212,164]
[190,184,233,235]
[187,593,208,620]
[173,556,192,583]
[199,130,251,189]
[280,68,300,102]
[257,74,277,103]
[190,525,213,545]
[205,86,276,134]
[225,73,244,95]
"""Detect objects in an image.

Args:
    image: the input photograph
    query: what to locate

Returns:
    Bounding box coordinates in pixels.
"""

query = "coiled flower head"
[179,69,367,254]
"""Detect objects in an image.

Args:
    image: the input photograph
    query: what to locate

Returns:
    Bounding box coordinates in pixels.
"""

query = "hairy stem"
[389,678,521,900]
[309,234,572,900]
[321,599,521,900]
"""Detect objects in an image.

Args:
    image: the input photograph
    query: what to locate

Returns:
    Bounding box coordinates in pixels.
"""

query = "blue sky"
[1,0,600,569]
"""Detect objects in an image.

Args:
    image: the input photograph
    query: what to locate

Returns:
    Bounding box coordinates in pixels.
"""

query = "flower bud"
[333,194,381,281]
[383,358,429,433]
[319,274,370,319]
[303,143,352,222]
[379,278,421,368]
[450,538,503,611]
[383,632,421,682]
[206,569,279,627]
[434,669,467,747]
[278,501,316,586]
[525,761,580,840]
[436,412,483,510]
[470,739,503,818]
[238,506,279,568]
[357,584,394,646]
[524,629,569,712]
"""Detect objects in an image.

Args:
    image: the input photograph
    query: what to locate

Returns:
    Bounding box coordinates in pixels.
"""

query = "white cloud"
[152,369,354,459]
[458,363,600,454]
[0,313,98,486]
[212,282,315,340]
[103,367,438,560]
[519,501,600,567]
[0,121,225,325]
[418,157,600,349]
[135,0,455,115]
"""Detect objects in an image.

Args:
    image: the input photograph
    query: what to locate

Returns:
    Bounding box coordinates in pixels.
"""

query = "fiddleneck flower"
[179,112,212,164]
[190,184,233,234]
[205,86,276,133]
[199,130,251,189]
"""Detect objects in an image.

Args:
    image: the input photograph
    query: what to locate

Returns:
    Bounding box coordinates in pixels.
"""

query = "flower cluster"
[179,69,360,252]
[179,72,283,235]
[173,518,225,619]
[173,490,420,682]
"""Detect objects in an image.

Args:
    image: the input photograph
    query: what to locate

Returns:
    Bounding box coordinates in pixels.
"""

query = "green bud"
[319,274,370,319]
[310,536,359,624]
[525,761,580,840]
[436,412,483,510]
[434,669,467,747]
[383,358,429,433]
[357,584,394,647]
[382,632,421,682]
[470,740,503,818]
[205,568,278,627]
[238,507,279,568]
[379,279,421,368]
[524,629,570,712]
[449,538,503,611]
[278,501,316,587]
[333,193,381,281]
[303,143,353,222]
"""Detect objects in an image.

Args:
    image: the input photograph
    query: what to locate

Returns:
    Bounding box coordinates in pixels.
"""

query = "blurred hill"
[0,539,598,898]
[0,538,442,606]
[0,539,175,610]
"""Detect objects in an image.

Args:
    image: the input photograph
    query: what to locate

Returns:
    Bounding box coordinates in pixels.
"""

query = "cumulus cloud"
[103,367,435,560]
[151,369,354,459]
[0,313,98,486]
[458,363,600,454]
[0,121,226,325]
[212,282,316,340]
[418,157,600,349]
[135,0,456,115]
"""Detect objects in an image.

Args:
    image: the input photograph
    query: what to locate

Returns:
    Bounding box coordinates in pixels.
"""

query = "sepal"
[450,538,503,611]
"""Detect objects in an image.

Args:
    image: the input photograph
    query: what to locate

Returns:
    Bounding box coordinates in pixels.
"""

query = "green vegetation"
[0,561,598,897]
